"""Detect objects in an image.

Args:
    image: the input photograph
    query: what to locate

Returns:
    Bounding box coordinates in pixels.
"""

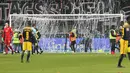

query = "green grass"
[0,53,130,73]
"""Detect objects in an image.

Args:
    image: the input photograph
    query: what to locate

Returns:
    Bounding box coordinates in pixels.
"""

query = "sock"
[5,45,8,54]
[40,48,43,52]
[118,54,124,66]
[27,51,30,62]
[39,47,43,54]
[9,46,14,54]
[70,45,73,51]
[39,47,42,51]
[21,50,25,62]
[127,53,130,60]
[73,45,75,52]
[35,46,39,54]
[90,48,92,52]
[32,47,34,55]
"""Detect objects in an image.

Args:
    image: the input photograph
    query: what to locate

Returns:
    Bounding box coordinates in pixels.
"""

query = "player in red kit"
[3,23,14,54]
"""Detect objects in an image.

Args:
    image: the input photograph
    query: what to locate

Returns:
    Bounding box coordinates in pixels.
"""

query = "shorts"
[71,41,76,45]
[23,42,32,51]
[4,38,11,46]
[127,47,130,53]
[120,39,128,54]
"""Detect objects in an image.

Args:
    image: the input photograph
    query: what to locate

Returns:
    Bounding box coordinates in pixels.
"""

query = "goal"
[10,14,123,53]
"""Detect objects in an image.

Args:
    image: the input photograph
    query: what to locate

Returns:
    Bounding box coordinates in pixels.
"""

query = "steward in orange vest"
[69,32,76,52]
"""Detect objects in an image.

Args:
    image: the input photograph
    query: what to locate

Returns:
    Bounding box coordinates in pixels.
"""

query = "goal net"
[10,14,123,53]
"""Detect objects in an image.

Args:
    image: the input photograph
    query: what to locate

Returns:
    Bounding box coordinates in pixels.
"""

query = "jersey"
[22,27,33,51]
[122,28,130,40]
[23,27,33,42]
[31,27,37,36]
[35,28,41,40]
[3,26,13,39]
[31,27,37,43]
[3,26,13,45]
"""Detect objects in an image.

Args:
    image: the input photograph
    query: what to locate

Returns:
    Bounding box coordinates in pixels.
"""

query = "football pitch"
[0,53,130,73]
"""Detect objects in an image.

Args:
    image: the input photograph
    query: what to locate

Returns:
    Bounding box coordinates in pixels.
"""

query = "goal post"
[9,14,124,53]
[10,14,123,21]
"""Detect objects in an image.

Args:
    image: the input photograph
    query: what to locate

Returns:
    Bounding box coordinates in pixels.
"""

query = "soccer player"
[126,17,130,60]
[127,40,130,60]
[117,20,130,68]
[3,23,14,54]
[21,23,33,63]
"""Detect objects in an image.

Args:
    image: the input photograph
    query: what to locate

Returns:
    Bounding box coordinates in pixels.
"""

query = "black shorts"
[71,41,76,45]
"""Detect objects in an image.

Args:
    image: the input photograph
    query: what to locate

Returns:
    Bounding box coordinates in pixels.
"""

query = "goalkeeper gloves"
[2,38,4,42]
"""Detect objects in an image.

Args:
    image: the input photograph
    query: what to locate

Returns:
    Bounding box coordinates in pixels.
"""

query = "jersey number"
[26,32,29,40]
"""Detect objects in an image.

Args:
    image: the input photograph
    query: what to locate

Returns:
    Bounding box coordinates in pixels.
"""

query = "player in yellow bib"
[21,23,34,63]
